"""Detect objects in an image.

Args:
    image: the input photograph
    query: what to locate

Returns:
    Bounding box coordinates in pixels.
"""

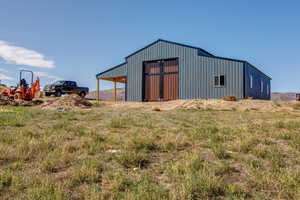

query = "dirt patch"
[0,98,44,106]
[100,99,295,112]
[41,94,92,110]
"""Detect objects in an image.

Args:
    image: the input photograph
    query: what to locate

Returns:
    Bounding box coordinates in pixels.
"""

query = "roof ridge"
[125,39,214,59]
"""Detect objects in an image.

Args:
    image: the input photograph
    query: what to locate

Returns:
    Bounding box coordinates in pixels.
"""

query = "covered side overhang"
[96,62,127,101]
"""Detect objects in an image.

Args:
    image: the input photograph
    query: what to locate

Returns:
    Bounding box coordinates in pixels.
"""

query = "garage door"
[144,58,178,101]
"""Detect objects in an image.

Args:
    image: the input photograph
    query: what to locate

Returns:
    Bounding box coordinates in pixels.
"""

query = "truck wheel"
[55,91,62,97]
[79,92,86,98]
[45,92,51,97]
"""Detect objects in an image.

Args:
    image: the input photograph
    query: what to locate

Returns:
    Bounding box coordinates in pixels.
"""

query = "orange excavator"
[1,70,40,101]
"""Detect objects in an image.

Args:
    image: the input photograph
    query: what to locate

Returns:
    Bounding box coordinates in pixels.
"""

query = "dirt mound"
[41,94,92,110]
[223,96,237,101]
[0,99,10,106]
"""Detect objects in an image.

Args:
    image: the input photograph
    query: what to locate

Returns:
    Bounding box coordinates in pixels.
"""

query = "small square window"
[214,75,225,87]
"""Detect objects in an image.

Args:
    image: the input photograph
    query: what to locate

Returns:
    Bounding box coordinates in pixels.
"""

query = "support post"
[114,79,117,102]
[96,78,100,101]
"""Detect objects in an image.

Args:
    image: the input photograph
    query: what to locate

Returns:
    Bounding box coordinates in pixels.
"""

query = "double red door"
[143,59,179,101]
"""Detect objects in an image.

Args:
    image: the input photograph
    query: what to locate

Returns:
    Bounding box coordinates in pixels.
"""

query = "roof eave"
[96,62,127,78]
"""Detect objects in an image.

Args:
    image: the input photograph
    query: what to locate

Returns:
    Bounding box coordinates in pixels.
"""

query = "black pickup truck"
[43,81,89,98]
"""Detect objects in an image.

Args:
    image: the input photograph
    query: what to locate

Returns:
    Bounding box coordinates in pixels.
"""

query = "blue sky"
[0,1,299,92]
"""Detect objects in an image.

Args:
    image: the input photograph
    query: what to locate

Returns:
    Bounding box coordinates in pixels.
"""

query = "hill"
[85,88,125,101]
[271,92,298,101]
[1,100,300,199]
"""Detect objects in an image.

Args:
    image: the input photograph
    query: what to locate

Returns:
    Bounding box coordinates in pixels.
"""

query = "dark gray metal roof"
[125,39,215,59]
[96,62,127,77]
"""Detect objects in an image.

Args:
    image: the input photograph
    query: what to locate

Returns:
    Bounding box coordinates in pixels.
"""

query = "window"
[250,75,253,89]
[214,76,219,86]
[267,84,269,95]
[261,81,263,93]
[214,75,225,87]
[70,82,76,87]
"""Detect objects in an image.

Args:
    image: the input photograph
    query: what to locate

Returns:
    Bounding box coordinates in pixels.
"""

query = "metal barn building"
[96,39,271,101]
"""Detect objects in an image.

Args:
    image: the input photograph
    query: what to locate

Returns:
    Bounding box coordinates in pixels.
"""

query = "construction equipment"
[0,70,40,101]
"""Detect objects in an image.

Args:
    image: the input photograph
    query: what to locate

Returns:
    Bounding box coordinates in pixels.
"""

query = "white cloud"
[0,68,9,73]
[35,71,61,81]
[0,41,55,68]
[0,73,14,81]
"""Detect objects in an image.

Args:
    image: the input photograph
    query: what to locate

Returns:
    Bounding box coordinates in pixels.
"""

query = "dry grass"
[1,101,300,199]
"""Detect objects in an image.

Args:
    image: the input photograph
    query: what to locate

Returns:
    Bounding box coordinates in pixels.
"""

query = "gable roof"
[125,39,214,59]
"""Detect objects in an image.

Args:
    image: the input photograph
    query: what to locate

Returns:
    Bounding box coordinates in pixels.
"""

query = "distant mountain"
[271,92,299,101]
[86,88,125,100]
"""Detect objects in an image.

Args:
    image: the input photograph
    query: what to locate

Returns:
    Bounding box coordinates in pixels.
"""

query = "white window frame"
[213,75,225,87]
[250,75,253,89]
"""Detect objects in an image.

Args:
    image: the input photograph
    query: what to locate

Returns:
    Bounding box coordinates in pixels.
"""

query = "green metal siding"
[244,62,271,100]
[126,40,244,101]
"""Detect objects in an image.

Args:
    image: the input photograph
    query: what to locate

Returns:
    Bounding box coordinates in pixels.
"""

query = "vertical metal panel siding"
[244,63,271,100]
[98,63,127,79]
[126,41,244,101]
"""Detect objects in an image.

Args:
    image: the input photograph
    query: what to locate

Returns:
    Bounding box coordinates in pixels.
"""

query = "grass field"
[1,102,300,199]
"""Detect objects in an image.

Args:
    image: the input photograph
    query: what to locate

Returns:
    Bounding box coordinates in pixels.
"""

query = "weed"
[71,160,103,186]
[107,117,133,129]
[293,103,300,110]
[273,101,282,107]
[2,102,300,199]
[93,102,104,108]
[122,172,169,200]
[26,182,68,200]
[167,152,225,199]
[40,151,73,173]
[212,144,232,159]
[0,170,12,191]
[115,152,150,168]
[129,136,159,152]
